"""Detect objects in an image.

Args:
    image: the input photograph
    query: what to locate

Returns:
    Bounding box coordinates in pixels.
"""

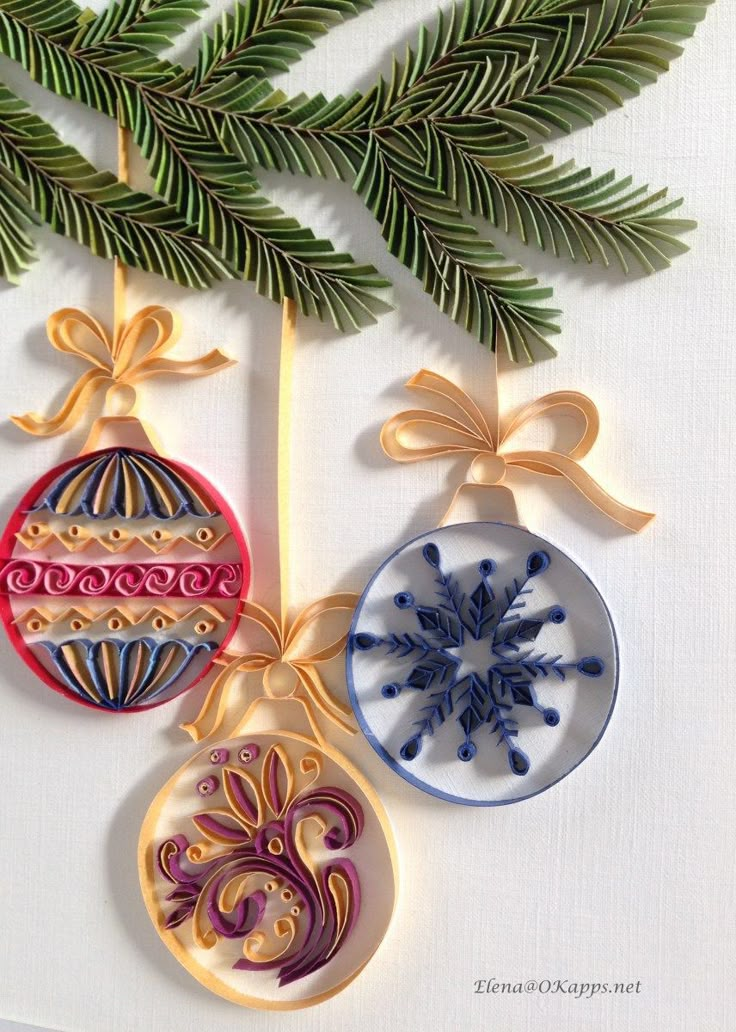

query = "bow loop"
[111,305,182,379]
[47,308,114,371]
[283,592,360,660]
[12,304,235,438]
[407,369,496,444]
[383,368,497,456]
[382,407,493,463]
[500,390,600,461]
[238,600,284,654]
[383,370,653,532]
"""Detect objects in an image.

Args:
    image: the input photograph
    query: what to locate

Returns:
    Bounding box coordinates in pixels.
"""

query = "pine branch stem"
[113,112,129,351]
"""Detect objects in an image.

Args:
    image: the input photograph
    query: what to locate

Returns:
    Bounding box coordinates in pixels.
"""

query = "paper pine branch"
[0,0,712,358]
[0,84,230,287]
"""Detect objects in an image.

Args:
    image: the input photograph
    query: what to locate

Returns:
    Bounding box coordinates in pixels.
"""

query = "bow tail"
[292,662,356,736]
[125,351,236,382]
[507,450,655,532]
[180,657,254,743]
[11,369,112,437]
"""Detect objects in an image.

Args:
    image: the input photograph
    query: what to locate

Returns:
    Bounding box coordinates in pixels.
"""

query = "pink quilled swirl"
[0,560,243,598]
[179,563,242,596]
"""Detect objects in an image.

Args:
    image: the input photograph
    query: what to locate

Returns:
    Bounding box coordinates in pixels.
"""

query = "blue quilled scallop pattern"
[29,448,219,520]
[38,637,219,709]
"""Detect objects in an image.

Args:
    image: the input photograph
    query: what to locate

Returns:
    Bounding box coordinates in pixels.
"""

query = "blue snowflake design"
[351,543,604,777]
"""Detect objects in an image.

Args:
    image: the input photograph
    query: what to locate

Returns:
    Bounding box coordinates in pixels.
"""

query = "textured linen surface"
[0,2,733,1031]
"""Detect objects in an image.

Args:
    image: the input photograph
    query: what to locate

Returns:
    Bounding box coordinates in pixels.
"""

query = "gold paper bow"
[181,593,359,743]
[381,369,653,531]
[12,305,234,437]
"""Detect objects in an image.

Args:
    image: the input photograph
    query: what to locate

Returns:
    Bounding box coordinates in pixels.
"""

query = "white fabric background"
[0,2,734,1030]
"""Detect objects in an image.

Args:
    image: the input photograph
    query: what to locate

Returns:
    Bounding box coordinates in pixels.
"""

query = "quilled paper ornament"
[0,304,249,711]
[140,303,397,1009]
[140,712,397,1009]
[347,366,653,806]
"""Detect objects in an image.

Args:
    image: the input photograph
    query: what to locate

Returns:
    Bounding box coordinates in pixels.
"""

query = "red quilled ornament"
[0,303,250,711]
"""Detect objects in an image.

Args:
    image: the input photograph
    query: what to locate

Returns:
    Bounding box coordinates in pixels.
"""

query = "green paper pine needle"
[0,0,713,358]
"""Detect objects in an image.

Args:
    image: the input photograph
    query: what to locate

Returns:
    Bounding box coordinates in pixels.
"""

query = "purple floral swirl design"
[0,559,243,598]
[157,743,363,987]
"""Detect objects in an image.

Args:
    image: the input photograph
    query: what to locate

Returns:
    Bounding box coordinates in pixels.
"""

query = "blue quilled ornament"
[346,367,653,806]
[347,521,617,806]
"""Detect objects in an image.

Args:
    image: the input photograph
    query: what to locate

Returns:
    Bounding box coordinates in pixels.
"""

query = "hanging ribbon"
[181,593,359,743]
[381,368,654,531]
[12,305,235,437]
[179,301,360,747]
